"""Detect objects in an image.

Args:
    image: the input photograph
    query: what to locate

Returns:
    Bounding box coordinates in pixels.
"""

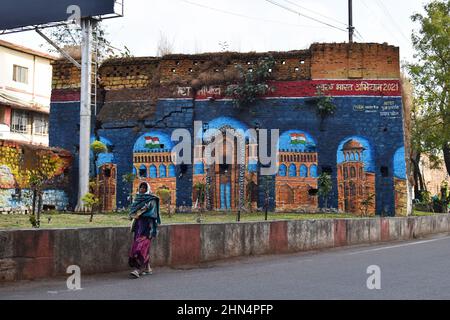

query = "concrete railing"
[1,215,449,282]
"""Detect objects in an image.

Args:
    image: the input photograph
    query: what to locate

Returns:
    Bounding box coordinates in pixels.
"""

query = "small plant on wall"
[226,56,275,110]
[315,88,336,131]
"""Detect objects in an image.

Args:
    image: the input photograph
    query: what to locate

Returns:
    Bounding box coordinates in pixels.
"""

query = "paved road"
[2,234,450,300]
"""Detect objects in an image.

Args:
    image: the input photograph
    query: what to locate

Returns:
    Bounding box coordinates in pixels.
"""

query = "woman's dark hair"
[139,183,148,192]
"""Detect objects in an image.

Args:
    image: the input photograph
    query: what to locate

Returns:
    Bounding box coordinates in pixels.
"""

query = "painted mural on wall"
[393,146,408,216]
[91,136,117,212]
[276,130,319,212]
[132,131,176,206]
[0,140,72,212]
[193,117,258,211]
[336,136,376,215]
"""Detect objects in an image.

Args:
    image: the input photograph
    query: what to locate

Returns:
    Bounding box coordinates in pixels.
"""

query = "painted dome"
[342,139,365,151]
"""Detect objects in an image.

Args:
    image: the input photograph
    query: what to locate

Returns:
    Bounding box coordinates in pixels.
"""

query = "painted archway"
[133,131,176,205]
[276,130,318,211]
[393,146,408,216]
[336,136,375,215]
[91,136,116,212]
[193,116,258,211]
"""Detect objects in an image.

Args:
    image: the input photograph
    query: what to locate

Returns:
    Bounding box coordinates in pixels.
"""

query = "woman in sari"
[128,182,161,279]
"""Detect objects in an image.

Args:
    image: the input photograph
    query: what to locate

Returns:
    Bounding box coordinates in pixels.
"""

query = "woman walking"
[128,182,161,279]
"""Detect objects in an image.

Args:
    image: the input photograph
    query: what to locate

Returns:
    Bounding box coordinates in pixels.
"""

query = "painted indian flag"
[290,133,307,145]
[145,136,161,149]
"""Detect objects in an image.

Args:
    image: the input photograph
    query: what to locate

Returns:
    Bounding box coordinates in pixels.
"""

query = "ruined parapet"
[310,42,400,79]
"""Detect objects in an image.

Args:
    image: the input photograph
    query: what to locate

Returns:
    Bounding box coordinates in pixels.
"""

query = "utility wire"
[281,0,348,27]
[263,0,348,33]
[282,0,365,42]
[180,0,330,29]
[355,29,365,42]
[375,0,410,43]
[360,0,403,45]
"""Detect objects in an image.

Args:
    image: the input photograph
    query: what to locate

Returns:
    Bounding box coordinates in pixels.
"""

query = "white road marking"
[346,236,450,256]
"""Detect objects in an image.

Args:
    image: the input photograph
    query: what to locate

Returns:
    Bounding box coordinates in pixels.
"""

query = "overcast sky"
[0,0,428,63]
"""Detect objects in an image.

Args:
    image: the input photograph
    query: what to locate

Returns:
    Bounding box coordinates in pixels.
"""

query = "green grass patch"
[412,210,441,216]
[0,211,361,230]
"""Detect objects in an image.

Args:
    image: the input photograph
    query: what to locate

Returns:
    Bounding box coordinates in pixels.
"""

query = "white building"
[0,39,57,146]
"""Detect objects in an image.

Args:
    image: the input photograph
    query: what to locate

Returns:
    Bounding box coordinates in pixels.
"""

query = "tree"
[318,173,333,209]
[408,0,450,177]
[156,31,175,57]
[27,151,65,228]
[194,182,206,212]
[90,140,107,177]
[41,22,131,61]
[226,56,275,109]
[122,173,137,205]
[360,193,375,217]
[82,192,100,222]
[156,188,172,217]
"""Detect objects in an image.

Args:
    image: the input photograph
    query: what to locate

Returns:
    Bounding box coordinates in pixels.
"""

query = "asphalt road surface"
[1,234,450,300]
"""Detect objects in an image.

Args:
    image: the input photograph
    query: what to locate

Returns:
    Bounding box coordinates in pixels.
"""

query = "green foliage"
[42,22,132,61]
[360,193,375,217]
[226,56,275,108]
[315,88,337,119]
[81,192,100,212]
[29,215,39,228]
[122,173,136,185]
[194,182,206,204]
[407,0,450,176]
[90,140,107,155]
[122,173,137,204]
[318,173,333,208]
[156,188,172,205]
[156,188,172,217]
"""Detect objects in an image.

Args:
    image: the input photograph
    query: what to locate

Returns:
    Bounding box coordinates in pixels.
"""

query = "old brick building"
[49,42,408,216]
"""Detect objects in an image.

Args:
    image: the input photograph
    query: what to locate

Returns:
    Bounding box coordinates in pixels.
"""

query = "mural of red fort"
[336,137,376,215]
[132,131,177,205]
[276,130,319,212]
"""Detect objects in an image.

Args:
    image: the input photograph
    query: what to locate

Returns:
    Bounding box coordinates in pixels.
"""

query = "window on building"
[11,110,30,134]
[288,164,297,177]
[159,164,167,178]
[278,164,287,177]
[300,164,308,177]
[139,164,147,178]
[13,65,29,84]
[0,107,6,124]
[33,114,49,136]
[149,165,157,178]
[350,167,356,178]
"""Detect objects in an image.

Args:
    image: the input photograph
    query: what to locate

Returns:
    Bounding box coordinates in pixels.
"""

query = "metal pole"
[35,28,81,69]
[75,18,93,212]
[348,0,355,43]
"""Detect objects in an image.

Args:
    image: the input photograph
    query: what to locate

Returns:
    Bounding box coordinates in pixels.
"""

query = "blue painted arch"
[337,136,375,173]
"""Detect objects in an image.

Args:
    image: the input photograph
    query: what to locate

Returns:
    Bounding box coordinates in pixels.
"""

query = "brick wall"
[49,42,407,215]
[310,43,400,79]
